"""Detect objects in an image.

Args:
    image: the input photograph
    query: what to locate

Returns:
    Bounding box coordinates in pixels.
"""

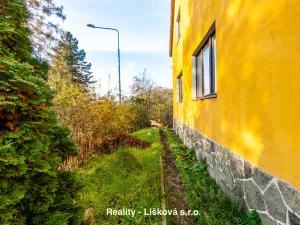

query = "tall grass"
[75,128,163,224]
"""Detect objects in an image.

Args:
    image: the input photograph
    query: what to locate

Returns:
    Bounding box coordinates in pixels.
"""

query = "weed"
[164,129,262,225]
[236,211,262,225]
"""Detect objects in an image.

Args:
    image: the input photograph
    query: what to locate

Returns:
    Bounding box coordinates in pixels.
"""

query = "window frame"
[193,24,217,100]
[177,73,183,103]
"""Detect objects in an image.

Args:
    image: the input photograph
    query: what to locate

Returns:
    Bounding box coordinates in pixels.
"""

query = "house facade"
[169,0,300,224]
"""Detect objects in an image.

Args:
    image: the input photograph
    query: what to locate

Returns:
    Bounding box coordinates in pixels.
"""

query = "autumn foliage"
[48,55,133,168]
[96,134,150,154]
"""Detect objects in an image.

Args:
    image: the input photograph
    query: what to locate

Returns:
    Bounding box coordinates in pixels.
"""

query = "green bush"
[0,1,82,224]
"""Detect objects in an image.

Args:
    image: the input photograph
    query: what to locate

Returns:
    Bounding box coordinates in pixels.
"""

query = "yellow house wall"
[172,0,300,189]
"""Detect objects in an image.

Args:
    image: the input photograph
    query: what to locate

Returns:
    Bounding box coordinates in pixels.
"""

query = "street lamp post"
[87,24,121,103]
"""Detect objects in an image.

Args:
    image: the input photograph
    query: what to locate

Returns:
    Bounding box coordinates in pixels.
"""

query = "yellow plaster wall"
[172,0,300,188]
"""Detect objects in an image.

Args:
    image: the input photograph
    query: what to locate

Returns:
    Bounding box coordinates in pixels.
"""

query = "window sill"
[197,94,217,100]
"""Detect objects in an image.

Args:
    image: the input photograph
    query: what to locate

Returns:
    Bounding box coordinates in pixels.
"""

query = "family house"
[169,0,300,224]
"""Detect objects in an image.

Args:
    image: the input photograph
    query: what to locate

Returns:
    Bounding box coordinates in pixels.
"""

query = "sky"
[52,0,172,96]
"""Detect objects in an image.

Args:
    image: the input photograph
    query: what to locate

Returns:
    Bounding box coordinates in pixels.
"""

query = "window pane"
[203,43,211,96]
[179,77,181,102]
[177,77,179,102]
[212,34,216,93]
[192,57,197,100]
[180,76,183,102]
[196,53,202,97]
[177,75,183,102]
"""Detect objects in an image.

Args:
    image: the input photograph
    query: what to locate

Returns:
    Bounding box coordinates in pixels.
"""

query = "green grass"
[164,129,261,225]
[75,128,260,225]
[131,128,160,144]
[75,128,162,225]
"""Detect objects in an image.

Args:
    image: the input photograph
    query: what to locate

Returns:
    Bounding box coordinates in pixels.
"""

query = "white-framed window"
[177,73,183,103]
[192,24,216,100]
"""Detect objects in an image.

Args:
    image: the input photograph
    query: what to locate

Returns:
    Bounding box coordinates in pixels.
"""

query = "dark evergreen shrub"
[0,1,82,224]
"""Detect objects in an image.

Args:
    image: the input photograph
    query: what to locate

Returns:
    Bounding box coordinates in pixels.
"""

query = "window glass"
[192,25,216,99]
[192,56,197,100]
[212,34,216,93]
[196,53,202,97]
[177,77,179,102]
[180,76,183,102]
[203,43,211,96]
[177,75,183,103]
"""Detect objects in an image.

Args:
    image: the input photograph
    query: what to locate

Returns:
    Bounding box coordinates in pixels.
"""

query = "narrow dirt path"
[159,129,194,225]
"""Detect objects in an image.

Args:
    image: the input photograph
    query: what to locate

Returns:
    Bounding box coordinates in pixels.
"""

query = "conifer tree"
[25,0,66,58]
[53,31,94,89]
[0,1,82,224]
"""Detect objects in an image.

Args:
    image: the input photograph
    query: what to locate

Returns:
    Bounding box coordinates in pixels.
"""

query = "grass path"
[160,129,194,225]
[75,128,261,225]
[75,128,163,224]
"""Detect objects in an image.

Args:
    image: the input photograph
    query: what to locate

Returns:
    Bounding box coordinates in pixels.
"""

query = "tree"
[48,65,133,168]
[131,69,155,97]
[129,69,173,129]
[130,69,155,129]
[150,87,173,127]
[52,31,94,89]
[25,0,66,58]
[0,1,82,224]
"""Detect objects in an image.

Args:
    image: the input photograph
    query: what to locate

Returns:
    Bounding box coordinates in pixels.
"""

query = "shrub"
[0,1,82,223]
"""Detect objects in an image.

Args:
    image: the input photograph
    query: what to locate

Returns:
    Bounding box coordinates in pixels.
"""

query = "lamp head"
[87,24,96,28]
